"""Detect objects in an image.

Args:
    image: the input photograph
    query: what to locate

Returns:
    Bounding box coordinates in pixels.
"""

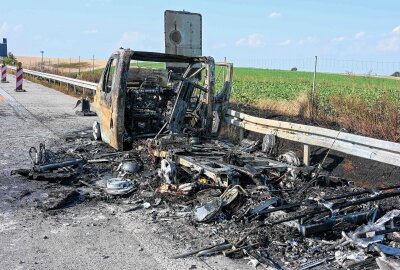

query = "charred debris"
[12,131,400,270]
[10,49,400,270]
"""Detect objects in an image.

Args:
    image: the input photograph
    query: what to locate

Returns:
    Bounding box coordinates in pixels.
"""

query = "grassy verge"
[227,68,399,141]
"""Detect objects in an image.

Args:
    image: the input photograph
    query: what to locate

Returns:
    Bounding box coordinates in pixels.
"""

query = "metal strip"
[226,111,400,167]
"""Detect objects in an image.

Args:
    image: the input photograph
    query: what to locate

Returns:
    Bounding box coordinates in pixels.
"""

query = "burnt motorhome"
[92,49,232,150]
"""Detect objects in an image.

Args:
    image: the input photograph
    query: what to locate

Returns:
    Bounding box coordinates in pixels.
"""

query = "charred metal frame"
[150,142,293,186]
[93,49,233,150]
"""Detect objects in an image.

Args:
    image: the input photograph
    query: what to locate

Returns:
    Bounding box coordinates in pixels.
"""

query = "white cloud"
[279,39,291,46]
[0,23,10,34]
[235,38,247,47]
[84,29,98,34]
[119,32,140,47]
[377,26,400,52]
[0,22,23,36]
[236,33,264,48]
[378,36,400,52]
[355,31,366,40]
[269,12,281,18]
[332,36,345,42]
[248,34,264,48]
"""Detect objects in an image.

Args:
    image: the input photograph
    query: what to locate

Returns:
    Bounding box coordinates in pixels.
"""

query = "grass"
[224,68,399,108]
[224,68,399,141]
[30,62,400,142]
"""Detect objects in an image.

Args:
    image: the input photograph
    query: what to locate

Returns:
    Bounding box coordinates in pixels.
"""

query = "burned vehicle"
[10,9,400,269]
[92,49,232,150]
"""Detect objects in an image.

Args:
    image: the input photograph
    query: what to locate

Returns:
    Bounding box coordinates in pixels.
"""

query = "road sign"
[0,38,7,58]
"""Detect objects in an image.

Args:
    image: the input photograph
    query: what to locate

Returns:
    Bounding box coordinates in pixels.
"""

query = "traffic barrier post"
[1,63,7,82]
[15,62,25,92]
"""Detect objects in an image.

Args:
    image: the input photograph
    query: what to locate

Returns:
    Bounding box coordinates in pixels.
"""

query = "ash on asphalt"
[8,127,400,270]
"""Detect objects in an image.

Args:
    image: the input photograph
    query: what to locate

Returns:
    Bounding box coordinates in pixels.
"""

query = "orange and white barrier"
[1,64,6,82]
[16,67,23,91]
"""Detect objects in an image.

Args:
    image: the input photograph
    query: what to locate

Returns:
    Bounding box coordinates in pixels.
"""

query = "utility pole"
[78,56,80,75]
[40,51,44,71]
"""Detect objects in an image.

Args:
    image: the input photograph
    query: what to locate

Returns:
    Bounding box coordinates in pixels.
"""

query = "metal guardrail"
[226,109,400,167]
[8,66,97,91]
[13,68,400,167]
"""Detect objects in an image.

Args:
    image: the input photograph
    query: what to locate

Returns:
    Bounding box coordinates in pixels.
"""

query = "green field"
[220,68,400,110]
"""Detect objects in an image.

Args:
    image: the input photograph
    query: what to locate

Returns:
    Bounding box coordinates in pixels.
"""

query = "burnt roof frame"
[126,50,209,64]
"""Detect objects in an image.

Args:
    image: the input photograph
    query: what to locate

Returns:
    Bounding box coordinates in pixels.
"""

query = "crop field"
[215,67,399,108]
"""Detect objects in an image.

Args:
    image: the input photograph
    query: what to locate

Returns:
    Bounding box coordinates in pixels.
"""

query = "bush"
[290,67,298,71]
[4,52,17,65]
[391,71,400,77]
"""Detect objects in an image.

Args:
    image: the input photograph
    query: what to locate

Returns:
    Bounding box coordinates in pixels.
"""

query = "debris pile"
[12,133,400,269]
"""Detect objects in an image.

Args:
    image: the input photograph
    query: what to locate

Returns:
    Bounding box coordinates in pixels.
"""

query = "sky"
[1,0,400,73]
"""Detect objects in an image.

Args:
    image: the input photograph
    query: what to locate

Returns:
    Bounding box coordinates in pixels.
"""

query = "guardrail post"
[303,144,310,166]
[239,127,244,141]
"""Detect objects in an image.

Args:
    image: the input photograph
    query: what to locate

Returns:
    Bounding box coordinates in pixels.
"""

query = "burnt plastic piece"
[299,208,381,236]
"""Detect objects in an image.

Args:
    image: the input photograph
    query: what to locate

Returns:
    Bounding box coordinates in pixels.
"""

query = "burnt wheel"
[93,121,101,140]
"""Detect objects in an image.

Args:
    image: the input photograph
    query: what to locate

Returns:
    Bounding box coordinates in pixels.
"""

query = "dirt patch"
[341,159,355,173]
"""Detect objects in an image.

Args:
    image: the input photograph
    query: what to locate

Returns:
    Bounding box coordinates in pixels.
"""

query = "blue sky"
[1,0,400,71]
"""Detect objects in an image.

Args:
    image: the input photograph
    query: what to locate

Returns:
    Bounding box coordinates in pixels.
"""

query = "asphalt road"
[0,75,253,270]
